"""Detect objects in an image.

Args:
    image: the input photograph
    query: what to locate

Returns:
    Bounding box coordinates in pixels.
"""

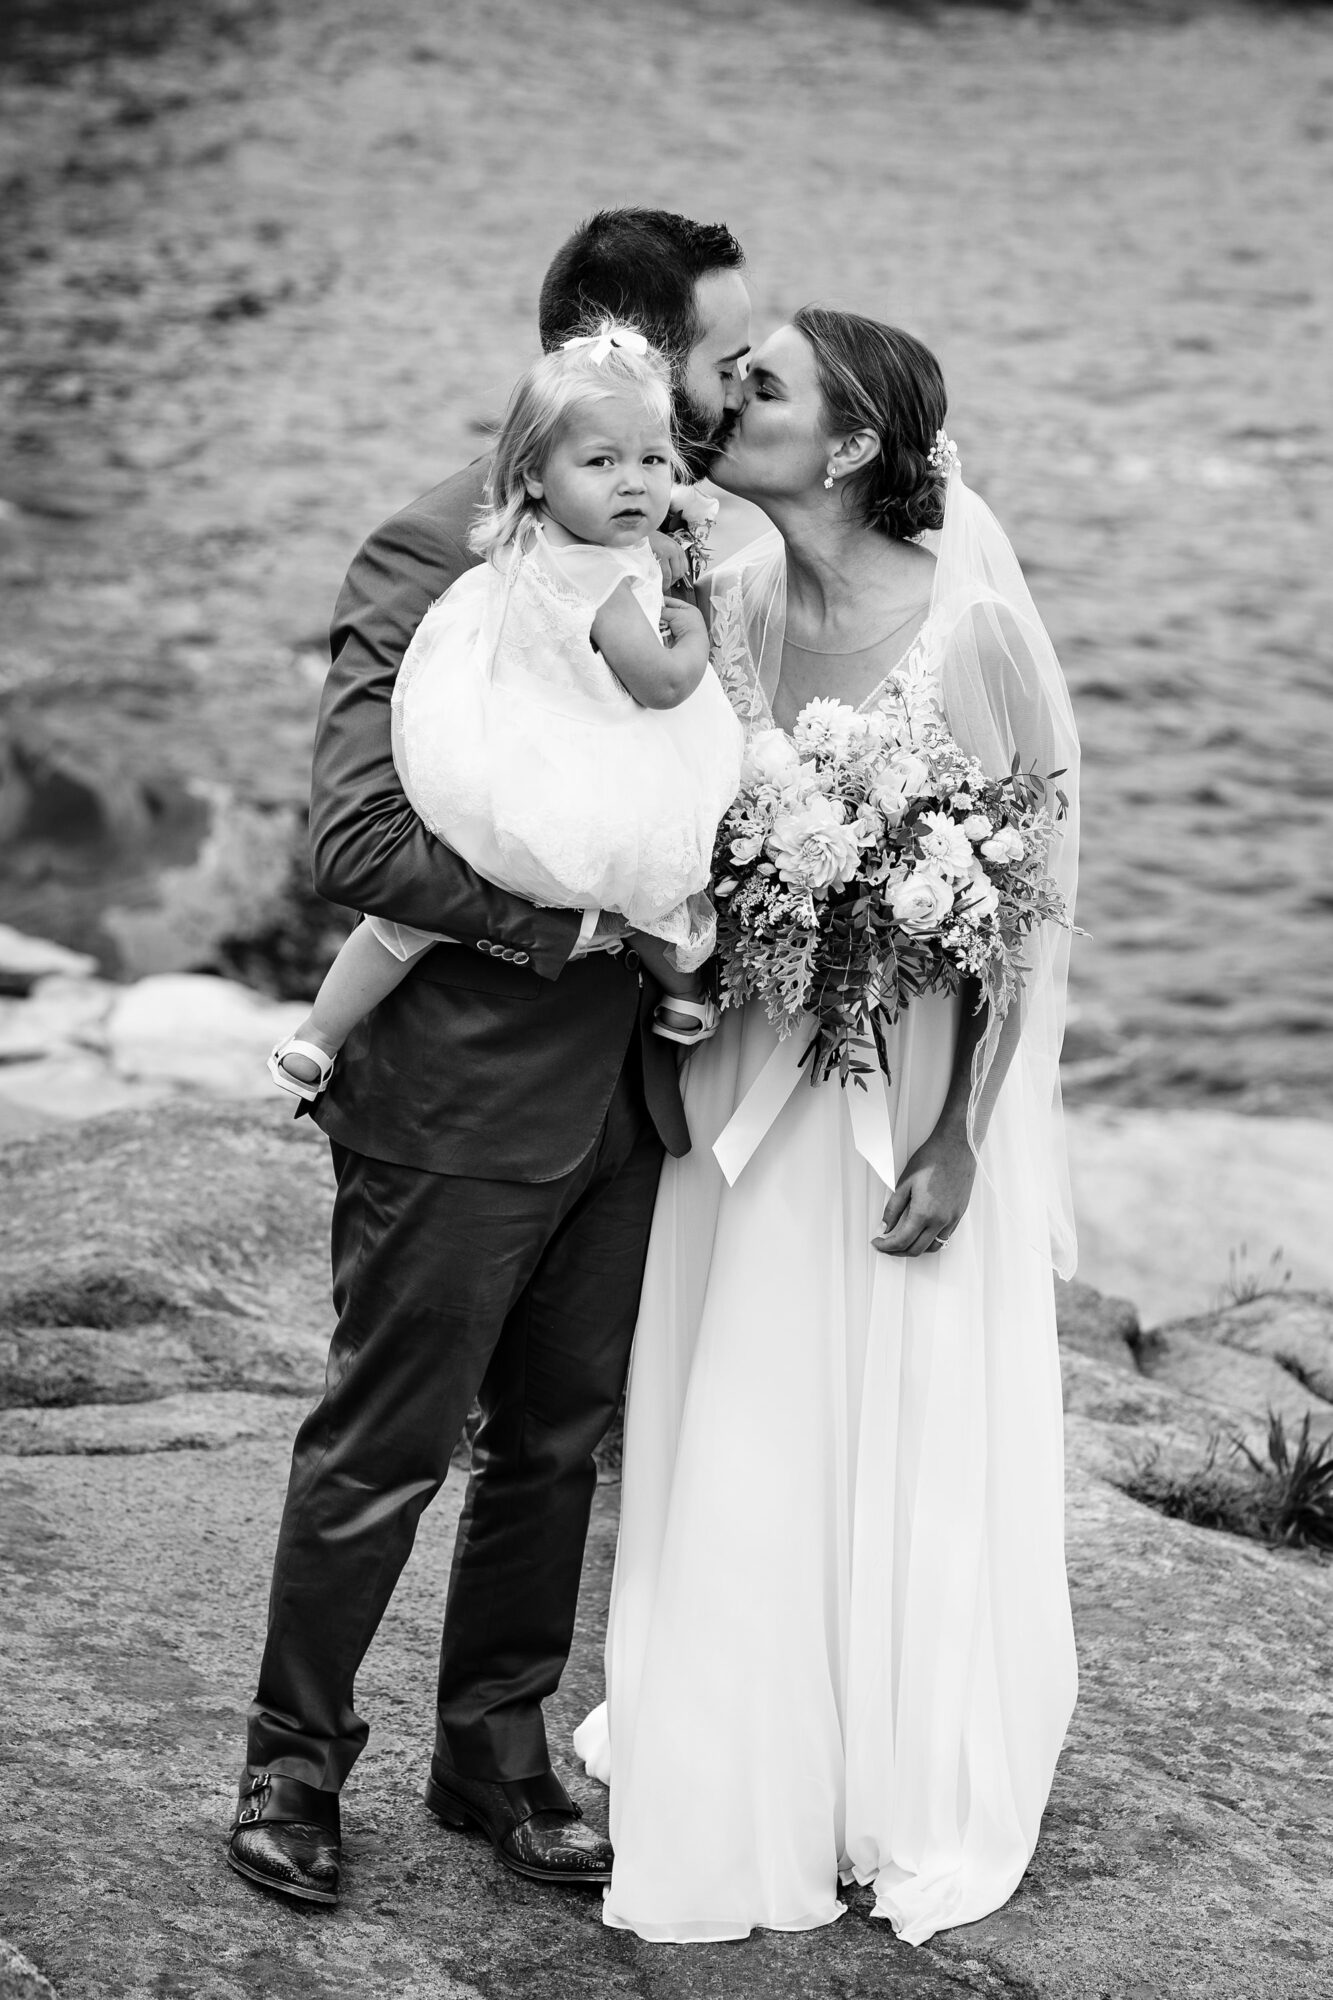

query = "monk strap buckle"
[237,1772,270,1825]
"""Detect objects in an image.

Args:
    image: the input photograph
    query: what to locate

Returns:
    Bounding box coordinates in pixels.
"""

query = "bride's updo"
[793,306,948,540]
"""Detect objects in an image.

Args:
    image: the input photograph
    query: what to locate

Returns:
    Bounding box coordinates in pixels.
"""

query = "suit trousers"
[246,1045,664,1790]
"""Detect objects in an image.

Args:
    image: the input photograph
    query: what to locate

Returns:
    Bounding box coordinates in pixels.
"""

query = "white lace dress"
[574,577,1077,1945]
[377,525,742,964]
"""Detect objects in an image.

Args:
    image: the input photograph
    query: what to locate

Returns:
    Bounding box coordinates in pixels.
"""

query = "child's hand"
[658,598,709,671]
[648,529,691,591]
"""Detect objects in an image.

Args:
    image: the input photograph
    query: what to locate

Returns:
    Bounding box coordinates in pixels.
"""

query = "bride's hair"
[470,323,679,559]
[793,306,948,540]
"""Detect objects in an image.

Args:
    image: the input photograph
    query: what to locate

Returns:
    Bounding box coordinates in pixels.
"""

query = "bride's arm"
[871,983,1020,1258]
[874,592,1079,1258]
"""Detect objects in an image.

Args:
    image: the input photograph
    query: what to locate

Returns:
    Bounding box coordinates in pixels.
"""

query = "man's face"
[676,268,752,479]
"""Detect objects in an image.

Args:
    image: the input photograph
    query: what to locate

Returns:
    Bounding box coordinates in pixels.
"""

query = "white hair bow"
[562,324,649,365]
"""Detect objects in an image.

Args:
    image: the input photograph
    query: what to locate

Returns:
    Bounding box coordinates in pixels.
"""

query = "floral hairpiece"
[562,324,649,366]
[926,429,960,476]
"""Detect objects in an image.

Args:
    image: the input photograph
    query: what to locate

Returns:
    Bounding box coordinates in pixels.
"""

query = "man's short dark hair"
[538,208,745,365]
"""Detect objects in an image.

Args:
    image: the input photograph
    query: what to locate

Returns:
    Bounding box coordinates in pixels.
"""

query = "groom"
[226,210,752,1907]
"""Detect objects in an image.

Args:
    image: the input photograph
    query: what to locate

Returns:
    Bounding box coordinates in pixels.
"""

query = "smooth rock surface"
[0,1388,308,1459]
[1052,1278,1141,1373]
[1196,1292,1333,1406]
[0,925,98,991]
[0,1101,331,1410]
[0,1047,172,1144]
[0,1103,1331,1997]
[0,976,116,1060]
[1135,1317,1333,1443]
[0,969,307,1143]
[104,974,307,1094]
[1065,1105,1333,1326]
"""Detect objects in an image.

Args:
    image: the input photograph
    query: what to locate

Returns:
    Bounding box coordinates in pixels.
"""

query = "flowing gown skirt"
[574,995,1077,1944]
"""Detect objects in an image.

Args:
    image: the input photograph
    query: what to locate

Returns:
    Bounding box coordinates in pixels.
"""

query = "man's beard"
[674,389,737,482]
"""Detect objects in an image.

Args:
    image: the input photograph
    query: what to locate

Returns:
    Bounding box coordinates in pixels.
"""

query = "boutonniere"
[668,482,721,585]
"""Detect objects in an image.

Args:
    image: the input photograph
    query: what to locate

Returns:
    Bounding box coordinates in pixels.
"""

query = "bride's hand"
[872,1125,976,1257]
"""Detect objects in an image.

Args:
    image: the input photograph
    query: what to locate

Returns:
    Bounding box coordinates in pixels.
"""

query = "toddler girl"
[269,323,743,1100]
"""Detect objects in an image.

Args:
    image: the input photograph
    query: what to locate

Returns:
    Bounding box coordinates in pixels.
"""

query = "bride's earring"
[823,462,836,490]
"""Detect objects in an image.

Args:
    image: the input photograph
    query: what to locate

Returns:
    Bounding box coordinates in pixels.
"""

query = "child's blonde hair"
[469,322,680,560]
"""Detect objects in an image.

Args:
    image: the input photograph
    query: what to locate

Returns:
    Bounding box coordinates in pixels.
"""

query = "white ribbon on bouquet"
[712,1020,897,1191]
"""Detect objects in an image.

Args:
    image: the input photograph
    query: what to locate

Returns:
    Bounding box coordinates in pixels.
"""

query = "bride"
[573,306,1081,1946]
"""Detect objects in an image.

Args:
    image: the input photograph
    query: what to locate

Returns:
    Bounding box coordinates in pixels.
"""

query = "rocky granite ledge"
[1,1103,1329,1999]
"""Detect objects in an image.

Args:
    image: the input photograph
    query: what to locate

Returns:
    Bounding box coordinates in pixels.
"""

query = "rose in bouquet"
[711,675,1073,1087]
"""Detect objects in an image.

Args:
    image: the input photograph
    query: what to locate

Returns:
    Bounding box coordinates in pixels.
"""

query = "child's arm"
[591,581,710,709]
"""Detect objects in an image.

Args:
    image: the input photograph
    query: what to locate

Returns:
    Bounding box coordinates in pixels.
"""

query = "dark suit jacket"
[307,460,690,1178]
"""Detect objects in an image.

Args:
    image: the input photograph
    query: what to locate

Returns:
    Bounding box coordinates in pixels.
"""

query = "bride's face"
[710,324,833,503]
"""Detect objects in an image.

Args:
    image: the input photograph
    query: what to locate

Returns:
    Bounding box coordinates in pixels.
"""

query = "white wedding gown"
[574,514,1079,1946]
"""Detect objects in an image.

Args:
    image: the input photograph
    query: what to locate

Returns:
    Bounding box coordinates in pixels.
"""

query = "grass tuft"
[1216,1241,1292,1310]
[1124,1412,1333,1553]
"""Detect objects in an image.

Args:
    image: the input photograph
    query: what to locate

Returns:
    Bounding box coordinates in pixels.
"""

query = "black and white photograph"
[0,1,1329,1995]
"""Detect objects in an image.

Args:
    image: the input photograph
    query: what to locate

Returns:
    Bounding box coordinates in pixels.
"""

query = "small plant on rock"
[1217,1241,1292,1310]
[1124,1412,1333,1554]
[1233,1412,1333,1551]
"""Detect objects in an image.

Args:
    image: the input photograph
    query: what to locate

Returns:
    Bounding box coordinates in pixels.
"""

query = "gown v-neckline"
[766,606,936,735]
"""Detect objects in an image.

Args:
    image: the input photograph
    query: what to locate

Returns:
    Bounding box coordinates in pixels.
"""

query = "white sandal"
[267,1036,336,1102]
[651,996,720,1047]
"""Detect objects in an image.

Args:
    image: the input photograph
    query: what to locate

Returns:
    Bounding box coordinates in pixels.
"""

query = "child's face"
[525,392,674,548]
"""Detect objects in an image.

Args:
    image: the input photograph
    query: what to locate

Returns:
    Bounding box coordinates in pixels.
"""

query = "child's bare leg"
[279,924,414,1085]
[630,931,705,1037]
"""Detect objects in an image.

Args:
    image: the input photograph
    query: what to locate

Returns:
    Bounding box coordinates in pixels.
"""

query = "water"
[0,0,1330,1110]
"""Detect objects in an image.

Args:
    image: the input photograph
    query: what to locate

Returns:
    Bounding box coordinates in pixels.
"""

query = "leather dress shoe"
[226,1770,341,1906]
[424,1756,612,1885]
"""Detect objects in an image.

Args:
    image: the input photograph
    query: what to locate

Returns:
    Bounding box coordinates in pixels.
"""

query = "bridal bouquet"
[711,674,1072,1086]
